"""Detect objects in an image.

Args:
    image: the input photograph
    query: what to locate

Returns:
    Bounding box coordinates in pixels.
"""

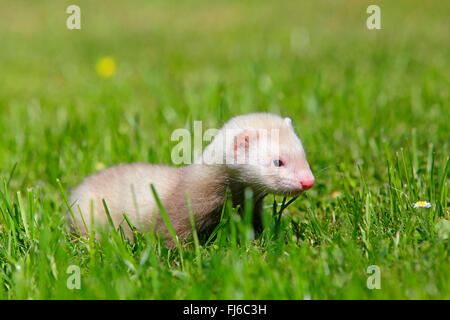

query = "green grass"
[0,0,449,299]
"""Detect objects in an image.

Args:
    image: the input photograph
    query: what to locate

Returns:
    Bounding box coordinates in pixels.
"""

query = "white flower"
[413,201,432,209]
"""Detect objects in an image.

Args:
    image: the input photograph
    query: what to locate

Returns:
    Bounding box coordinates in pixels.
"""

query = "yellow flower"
[96,57,116,78]
[413,201,431,209]
[95,162,105,171]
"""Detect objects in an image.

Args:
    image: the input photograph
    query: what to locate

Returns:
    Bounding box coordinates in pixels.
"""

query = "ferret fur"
[68,113,314,245]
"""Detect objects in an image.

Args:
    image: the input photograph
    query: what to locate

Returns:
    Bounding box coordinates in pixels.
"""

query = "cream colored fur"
[68,113,314,245]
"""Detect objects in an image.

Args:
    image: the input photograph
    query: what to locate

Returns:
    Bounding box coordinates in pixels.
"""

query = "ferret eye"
[273,159,284,167]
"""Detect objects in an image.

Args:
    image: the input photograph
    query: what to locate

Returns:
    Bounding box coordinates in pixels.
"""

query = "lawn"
[0,0,448,299]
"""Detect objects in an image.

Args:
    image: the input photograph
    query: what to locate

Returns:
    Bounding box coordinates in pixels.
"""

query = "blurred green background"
[0,0,448,186]
[0,0,448,299]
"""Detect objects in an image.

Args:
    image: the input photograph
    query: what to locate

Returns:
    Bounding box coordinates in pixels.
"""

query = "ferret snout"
[298,171,315,190]
[300,177,315,190]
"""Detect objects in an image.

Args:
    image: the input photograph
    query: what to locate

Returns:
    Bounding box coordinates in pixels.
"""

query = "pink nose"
[300,178,315,190]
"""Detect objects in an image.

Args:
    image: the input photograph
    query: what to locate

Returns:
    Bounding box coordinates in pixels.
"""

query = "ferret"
[68,113,315,245]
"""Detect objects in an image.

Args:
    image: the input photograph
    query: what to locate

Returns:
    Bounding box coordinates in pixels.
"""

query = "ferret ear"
[233,128,259,157]
[284,117,292,127]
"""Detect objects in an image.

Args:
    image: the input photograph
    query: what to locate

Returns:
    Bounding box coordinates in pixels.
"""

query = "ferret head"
[204,113,315,196]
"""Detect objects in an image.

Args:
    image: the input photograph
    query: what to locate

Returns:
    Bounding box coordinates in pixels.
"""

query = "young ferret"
[68,113,315,244]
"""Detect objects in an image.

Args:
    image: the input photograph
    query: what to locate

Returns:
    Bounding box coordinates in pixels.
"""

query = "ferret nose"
[300,178,315,190]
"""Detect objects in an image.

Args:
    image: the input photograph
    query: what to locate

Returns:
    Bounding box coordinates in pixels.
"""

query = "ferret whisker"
[315,165,335,173]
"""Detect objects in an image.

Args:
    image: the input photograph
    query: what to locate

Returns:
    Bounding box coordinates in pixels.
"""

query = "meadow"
[0,0,448,299]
